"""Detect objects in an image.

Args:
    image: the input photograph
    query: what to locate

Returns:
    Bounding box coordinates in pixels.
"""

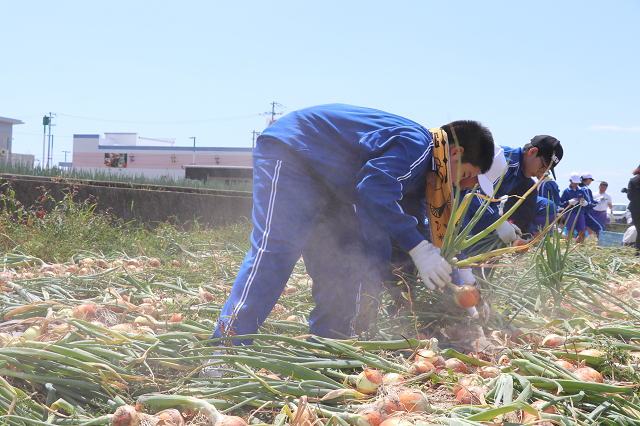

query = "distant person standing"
[560,172,588,243]
[593,181,613,230]
[627,164,640,252]
[579,172,603,238]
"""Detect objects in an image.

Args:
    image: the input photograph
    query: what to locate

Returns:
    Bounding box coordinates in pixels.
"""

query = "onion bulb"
[554,359,576,372]
[444,358,467,373]
[355,369,383,394]
[23,326,42,341]
[407,361,435,377]
[578,349,602,358]
[477,365,500,379]
[382,372,405,386]
[574,366,603,383]
[355,408,384,426]
[541,334,566,347]
[448,284,480,308]
[379,419,412,426]
[73,303,97,320]
[455,385,485,405]
[169,313,183,323]
[452,375,481,395]
[148,258,161,268]
[215,416,248,426]
[155,409,185,426]
[112,404,143,426]
[375,396,402,415]
[397,388,430,413]
[415,349,439,364]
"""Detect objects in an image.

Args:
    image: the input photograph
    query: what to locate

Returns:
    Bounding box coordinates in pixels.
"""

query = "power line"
[56,113,262,124]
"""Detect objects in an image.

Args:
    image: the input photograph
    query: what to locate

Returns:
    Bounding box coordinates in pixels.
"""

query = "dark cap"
[531,135,563,179]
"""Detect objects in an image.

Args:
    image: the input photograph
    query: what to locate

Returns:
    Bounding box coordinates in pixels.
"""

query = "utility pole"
[45,112,56,168]
[189,137,196,165]
[262,102,284,126]
[62,150,70,162]
[252,131,261,153]
[42,115,49,167]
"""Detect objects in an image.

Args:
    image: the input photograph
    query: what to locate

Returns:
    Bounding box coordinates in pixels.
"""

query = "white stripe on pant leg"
[229,160,283,324]
[586,213,604,232]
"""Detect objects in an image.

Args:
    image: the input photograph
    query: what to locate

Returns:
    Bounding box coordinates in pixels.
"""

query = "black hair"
[441,120,494,174]
[523,143,535,154]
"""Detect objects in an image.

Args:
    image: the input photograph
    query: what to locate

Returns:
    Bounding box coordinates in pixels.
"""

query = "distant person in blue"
[579,172,603,238]
[459,136,564,247]
[206,104,496,352]
[560,172,588,243]
[537,173,561,209]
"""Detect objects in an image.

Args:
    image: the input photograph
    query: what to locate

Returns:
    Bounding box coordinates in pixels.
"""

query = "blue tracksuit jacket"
[465,146,526,233]
[212,104,449,344]
[538,178,561,209]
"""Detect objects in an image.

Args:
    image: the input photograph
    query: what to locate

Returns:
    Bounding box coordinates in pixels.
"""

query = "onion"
[578,349,602,358]
[530,400,557,414]
[169,313,183,323]
[215,416,248,426]
[407,361,435,377]
[631,288,640,298]
[415,349,439,364]
[113,404,143,426]
[67,265,79,273]
[96,259,109,268]
[148,258,161,268]
[133,316,156,330]
[498,355,510,366]
[450,284,480,308]
[382,372,406,385]
[82,257,95,266]
[127,259,140,268]
[455,385,485,405]
[379,419,412,426]
[452,375,481,395]
[111,324,133,333]
[397,388,430,413]
[574,366,603,383]
[155,409,185,426]
[56,308,75,318]
[477,365,500,379]
[356,369,383,394]
[375,396,402,415]
[554,359,576,371]
[356,408,384,426]
[573,371,595,382]
[73,303,97,320]
[23,326,42,341]
[541,334,566,347]
[198,289,214,302]
[172,260,181,267]
[444,358,467,373]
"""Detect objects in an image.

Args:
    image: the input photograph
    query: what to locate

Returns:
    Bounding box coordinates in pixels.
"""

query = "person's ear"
[528,147,539,157]
[449,146,464,157]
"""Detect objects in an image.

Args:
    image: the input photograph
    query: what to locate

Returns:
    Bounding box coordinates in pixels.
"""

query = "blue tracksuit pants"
[211,156,384,345]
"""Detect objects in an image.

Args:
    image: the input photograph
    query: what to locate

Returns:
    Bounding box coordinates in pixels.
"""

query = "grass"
[0,162,253,192]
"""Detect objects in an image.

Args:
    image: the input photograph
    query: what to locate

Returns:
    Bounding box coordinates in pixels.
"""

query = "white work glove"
[408,241,452,291]
[458,268,476,286]
[568,198,578,206]
[580,198,588,207]
[475,299,491,324]
[495,221,521,244]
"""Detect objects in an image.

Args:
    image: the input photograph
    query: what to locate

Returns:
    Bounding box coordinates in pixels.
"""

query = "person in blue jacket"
[459,136,564,246]
[538,174,561,209]
[579,172,603,238]
[560,172,588,243]
[206,104,496,351]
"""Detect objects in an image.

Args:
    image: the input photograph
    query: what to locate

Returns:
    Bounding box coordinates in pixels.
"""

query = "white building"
[73,133,253,179]
[0,116,34,166]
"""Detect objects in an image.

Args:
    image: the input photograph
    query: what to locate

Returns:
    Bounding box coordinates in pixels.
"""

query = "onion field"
[1,188,640,426]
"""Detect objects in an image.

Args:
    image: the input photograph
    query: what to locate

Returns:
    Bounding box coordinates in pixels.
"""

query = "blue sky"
[2,0,639,203]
